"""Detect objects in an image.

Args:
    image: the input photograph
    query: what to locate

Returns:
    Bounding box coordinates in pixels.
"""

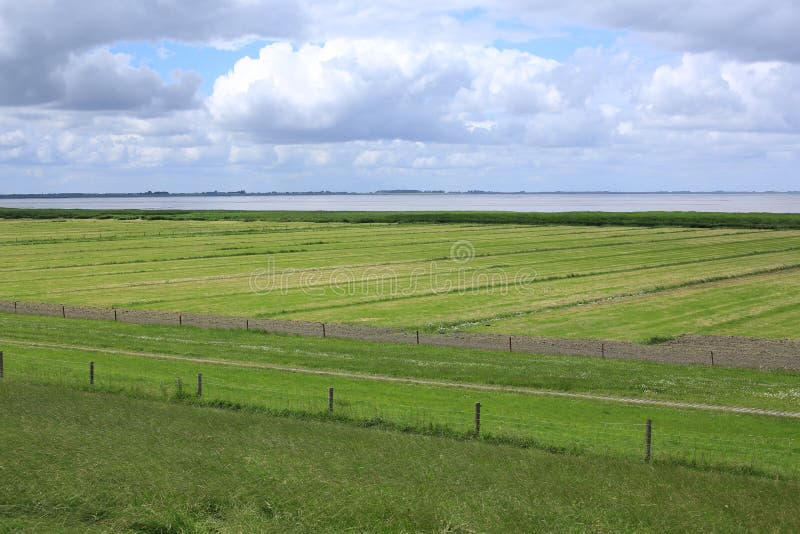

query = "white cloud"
[61,49,201,112]
[465,120,497,132]
[640,53,743,117]
[2,0,799,108]
[565,0,800,63]
[228,144,273,164]
[273,145,337,168]
[638,52,800,132]
[299,1,800,63]
[446,151,492,167]
[0,0,302,106]
[451,47,561,114]
[353,148,408,167]
[0,129,24,147]
[208,39,564,143]
[353,150,385,167]
[412,156,439,168]
[1,1,799,193]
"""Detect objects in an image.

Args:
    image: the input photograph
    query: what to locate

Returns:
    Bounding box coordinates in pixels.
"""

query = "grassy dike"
[2,207,800,229]
[2,313,799,479]
[2,381,799,532]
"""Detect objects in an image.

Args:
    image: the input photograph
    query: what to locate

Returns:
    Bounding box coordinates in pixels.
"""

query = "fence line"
[2,299,799,370]
[2,352,797,479]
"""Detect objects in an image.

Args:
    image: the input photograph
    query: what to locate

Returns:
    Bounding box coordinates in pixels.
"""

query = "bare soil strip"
[3,299,799,370]
[3,337,799,419]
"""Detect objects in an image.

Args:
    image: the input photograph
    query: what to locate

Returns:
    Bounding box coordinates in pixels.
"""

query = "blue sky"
[0,1,798,193]
[109,26,629,96]
[110,41,268,97]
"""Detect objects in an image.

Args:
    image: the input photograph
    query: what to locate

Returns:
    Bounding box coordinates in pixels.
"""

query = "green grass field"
[4,211,800,531]
[2,312,799,480]
[4,381,800,532]
[1,216,799,341]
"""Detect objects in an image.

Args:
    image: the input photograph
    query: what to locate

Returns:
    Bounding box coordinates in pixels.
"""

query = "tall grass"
[2,207,800,229]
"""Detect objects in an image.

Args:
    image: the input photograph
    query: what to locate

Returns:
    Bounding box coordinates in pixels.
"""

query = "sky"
[1,1,799,193]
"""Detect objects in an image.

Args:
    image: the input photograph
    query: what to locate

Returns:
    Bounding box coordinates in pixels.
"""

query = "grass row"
[474,268,800,339]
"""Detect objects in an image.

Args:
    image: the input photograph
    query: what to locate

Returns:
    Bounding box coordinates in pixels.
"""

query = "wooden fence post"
[197,373,202,397]
[89,361,94,385]
[416,330,420,345]
[179,314,182,326]
[246,319,249,331]
[710,351,714,366]
[644,418,652,463]
[322,323,326,337]
[474,402,481,436]
[62,305,65,318]
[13,301,17,314]
[508,337,512,353]
[601,343,605,359]
[328,387,334,412]
[114,308,117,322]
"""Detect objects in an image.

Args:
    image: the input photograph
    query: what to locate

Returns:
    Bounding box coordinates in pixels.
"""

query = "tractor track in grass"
[3,337,799,419]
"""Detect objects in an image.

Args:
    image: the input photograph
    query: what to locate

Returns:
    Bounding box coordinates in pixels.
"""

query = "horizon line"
[2,190,799,198]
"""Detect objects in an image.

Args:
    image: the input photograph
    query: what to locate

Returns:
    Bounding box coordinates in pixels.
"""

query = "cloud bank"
[0,1,799,192]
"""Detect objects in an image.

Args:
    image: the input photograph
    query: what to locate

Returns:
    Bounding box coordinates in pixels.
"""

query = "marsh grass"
[2,208,800,229]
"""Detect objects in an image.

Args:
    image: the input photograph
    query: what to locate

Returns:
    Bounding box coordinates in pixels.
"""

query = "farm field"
[469,268,800,339]
[2,312,799,479]
[1,216,799,342]
[4,382,800,533]
[2,212,799,531]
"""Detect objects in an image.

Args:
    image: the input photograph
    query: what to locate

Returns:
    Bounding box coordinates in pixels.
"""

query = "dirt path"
[2,299,799,371]
[4,337,798,419]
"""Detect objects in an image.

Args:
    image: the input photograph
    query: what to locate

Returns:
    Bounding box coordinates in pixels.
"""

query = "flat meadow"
[2,210,799,531]
[0,213,798,341]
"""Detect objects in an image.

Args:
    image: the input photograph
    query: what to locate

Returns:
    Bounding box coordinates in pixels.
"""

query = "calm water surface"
[1,193,799,212]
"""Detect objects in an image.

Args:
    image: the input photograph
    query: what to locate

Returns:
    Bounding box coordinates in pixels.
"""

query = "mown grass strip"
[431,263,800,332]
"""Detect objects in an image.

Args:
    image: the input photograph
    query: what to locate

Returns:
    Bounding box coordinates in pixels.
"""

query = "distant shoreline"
[3,192,798,216]
[1,191,799,199]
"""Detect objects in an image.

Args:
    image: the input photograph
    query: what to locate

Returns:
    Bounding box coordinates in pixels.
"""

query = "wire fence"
[1,350,798,479]
[3,299,800,370]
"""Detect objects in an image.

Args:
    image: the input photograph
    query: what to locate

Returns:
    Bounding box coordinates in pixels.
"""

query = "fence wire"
[2,353,798,479]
